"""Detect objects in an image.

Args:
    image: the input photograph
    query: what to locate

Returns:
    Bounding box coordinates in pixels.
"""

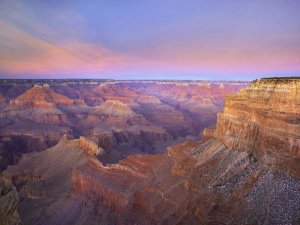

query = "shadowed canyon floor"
[1,78,299,225]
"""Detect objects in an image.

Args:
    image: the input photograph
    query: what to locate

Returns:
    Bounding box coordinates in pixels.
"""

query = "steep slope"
[0,84,77,170]
[83,99,173,155]
[0,93,7,110]
[91,125,173,154]
[68,140,299,225]
[91,83,195,137]
[0,84,87,171]
[127,81,248,133]
[42,77,298,225]
[0,84,74,124]
[91,100,149,126]
[3,78,299,225]
[215,78,300,177]
[0,122,71,171]
[0,80,246,173]
[2,136,100,225]
[0,178,22,225]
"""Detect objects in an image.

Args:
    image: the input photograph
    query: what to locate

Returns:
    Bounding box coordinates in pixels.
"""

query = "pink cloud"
[0,20,124,76]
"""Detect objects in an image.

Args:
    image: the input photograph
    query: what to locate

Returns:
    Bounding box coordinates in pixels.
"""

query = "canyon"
[1,78,299,225]
[0,79,247,171]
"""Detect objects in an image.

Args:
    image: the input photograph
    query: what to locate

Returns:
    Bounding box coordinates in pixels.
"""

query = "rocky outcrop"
[0,80,246,172]
[0,84,91,125]
[41,77,299,225]
[65,139,299,225]
[0,94,7,110]
[0,178,22,225]
[91,125,173,152]
[1,85,72,124]
[79,136,104,156]
[2,136,98,225]
[91,100,149,126]
[0,122,71,171]
[94,100,138,117]
[201,126,216,141]
[127,81,248,134]
[214,78,300,177]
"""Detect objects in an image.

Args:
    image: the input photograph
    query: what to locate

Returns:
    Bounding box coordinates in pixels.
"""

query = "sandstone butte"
[1,78,300,225]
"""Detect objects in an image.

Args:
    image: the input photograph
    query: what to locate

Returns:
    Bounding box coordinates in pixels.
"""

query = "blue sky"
[0,0,299,80]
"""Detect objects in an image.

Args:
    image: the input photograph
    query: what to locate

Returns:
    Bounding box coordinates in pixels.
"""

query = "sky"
[0,0,300,80]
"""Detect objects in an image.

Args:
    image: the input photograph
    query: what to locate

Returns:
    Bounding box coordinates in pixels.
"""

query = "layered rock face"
[91,100,149,126]
[1,84,75,124]
[215,78,300,177]
[72,145,299,225]
[0,122,71,171]
[79,136,104,156]
[2,78,299,225]
[126,81,247,133]
[2,136,98,225]
[57,78,298,225]
[0,80,246,171]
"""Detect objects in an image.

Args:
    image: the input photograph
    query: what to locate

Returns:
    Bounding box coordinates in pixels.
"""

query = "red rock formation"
[201,126,216,141]
[2,78,299,225]
[0,80,245,169]
[2,136,97,225]
[59,78,299,225]
[126,81,249,135]
[214,78,300,177]
[91,100,149,126]
[91,125,173,152]
[0,122,71,171]
[79,136,105,156]
[1,84,73,124]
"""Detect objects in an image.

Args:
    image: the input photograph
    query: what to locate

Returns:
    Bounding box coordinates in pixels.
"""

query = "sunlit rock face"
[79,136,105,156]
[59,78,299,225]
[215,78,300,177]
[1,84,75,124]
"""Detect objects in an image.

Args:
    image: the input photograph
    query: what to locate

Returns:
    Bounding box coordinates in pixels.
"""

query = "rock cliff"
[0,178,22,225]
[63,78,300,225]
[215,78,300,177]
[2,78,299,225]
[79,136,105,156]
[0,84,73,124]
[0,80,246,171]
[2,136,97,225]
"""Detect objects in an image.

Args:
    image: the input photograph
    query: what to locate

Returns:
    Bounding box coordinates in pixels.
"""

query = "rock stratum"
[0,80,247,171]
[2,77,299,225]
[215,78,300,177]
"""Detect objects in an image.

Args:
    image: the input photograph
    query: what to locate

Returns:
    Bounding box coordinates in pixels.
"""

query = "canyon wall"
[65,78,300,225]
[3,78,299,225]
[215,78,300,177]
[0,80,247,171]
[0,178,22,225]
[2,136,98,225]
